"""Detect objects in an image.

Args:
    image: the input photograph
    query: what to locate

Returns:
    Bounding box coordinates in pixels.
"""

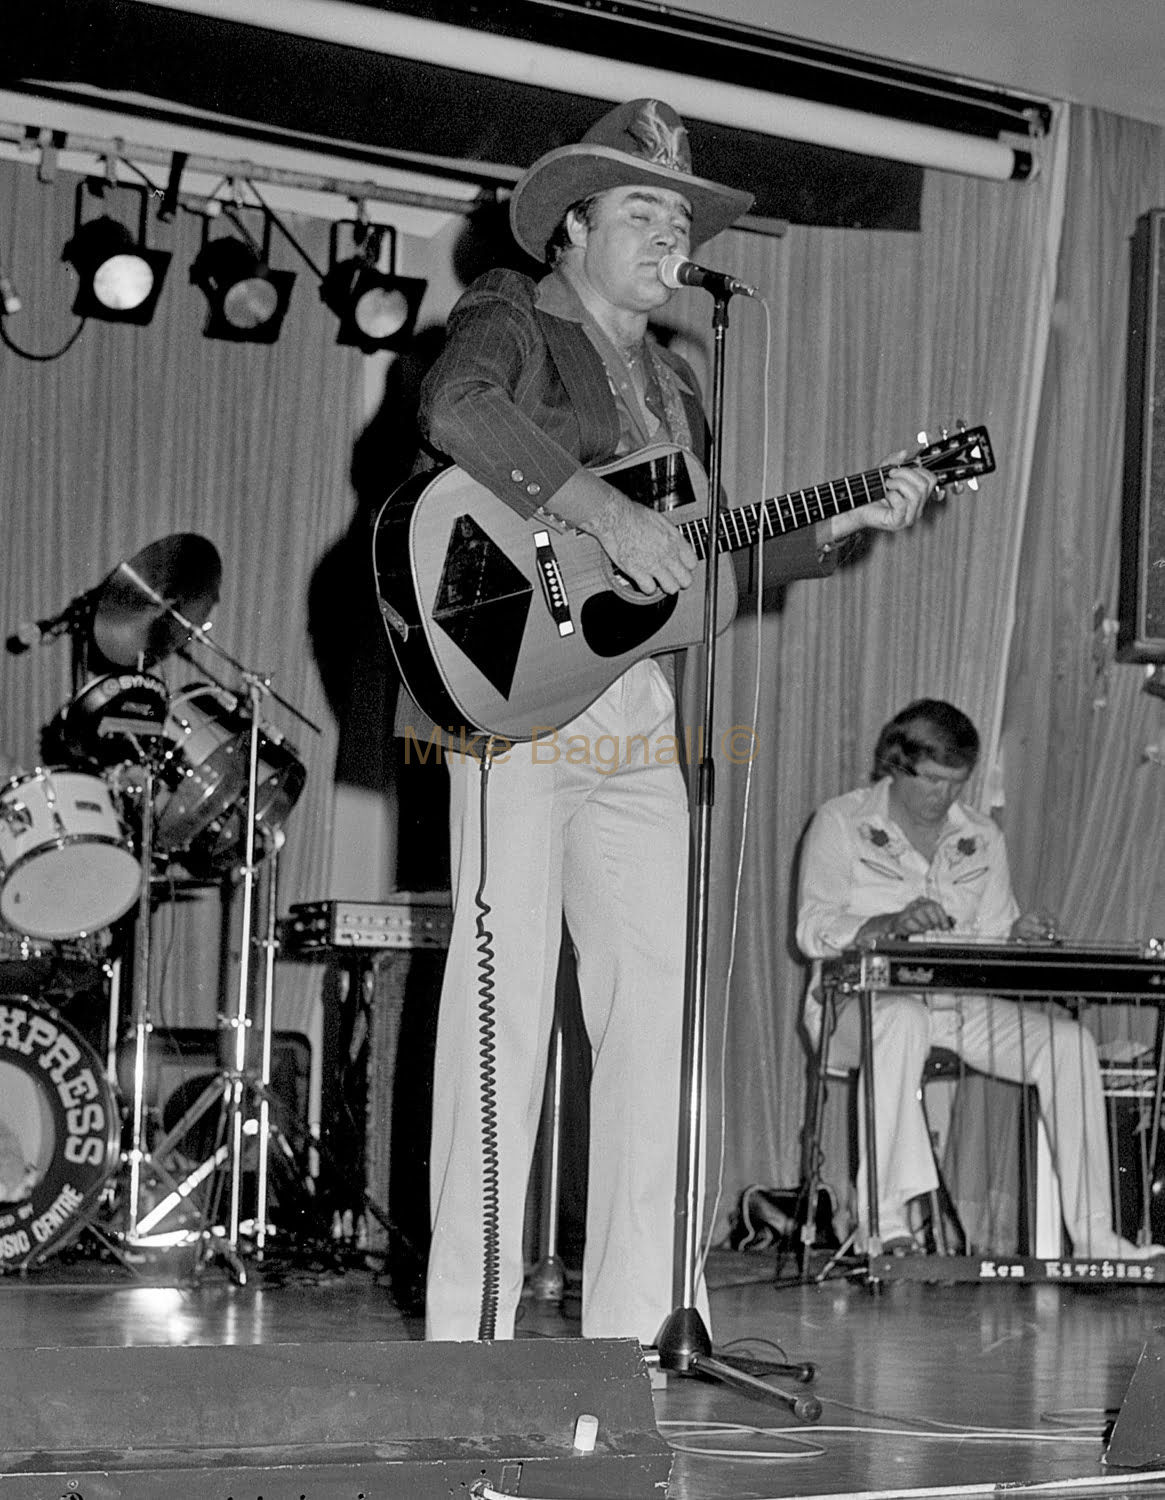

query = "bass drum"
[155,684,306,877]
[0,997,119,1272]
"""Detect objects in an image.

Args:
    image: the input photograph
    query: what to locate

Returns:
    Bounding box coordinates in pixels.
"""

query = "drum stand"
[132,682,306,1277]
[109,740,241,1261]
[95,570,319,1276]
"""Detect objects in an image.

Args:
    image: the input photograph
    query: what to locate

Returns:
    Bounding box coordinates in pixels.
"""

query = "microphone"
[657,254,756,300]
[6,595,91,654]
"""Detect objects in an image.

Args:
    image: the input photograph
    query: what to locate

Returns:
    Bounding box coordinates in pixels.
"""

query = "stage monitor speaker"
[1118,208,1165,661]
[1105,1325,1165,1469]
[0,1337,672,1499]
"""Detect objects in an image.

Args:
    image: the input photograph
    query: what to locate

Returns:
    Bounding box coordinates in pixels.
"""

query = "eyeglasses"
[907,767,971,791]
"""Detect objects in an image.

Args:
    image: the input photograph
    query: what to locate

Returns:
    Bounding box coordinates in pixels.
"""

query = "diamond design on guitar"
[433,513,533,699]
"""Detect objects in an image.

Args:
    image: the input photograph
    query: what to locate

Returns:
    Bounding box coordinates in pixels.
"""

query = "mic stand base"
[650,1306,822,1422]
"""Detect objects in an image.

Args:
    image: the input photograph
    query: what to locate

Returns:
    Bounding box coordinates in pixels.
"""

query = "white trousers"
[831,994,1115,1252]
[424,660,707,1343]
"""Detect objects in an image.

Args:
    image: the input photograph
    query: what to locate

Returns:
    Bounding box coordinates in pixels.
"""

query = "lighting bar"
[129,0,1038,182]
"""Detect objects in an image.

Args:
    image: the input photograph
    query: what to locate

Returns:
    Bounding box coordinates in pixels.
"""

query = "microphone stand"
[650,287,821,1423]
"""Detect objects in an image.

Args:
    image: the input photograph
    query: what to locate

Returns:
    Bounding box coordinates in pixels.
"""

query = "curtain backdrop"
[1002,107,1165,1068]
[0,158,369,1055]
[4,99,1164,1255]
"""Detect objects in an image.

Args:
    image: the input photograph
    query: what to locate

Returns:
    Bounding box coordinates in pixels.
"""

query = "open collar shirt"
[796,776,1020,961]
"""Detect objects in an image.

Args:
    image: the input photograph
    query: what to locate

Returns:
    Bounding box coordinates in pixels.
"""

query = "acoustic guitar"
[372,426,994,742]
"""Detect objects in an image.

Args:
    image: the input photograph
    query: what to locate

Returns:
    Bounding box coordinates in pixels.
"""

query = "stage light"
[62,180,171,325]
[320,223,426,354]
[190,212,295,344]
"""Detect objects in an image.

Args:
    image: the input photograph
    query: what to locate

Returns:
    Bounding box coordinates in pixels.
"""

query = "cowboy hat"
[509,98,754,263]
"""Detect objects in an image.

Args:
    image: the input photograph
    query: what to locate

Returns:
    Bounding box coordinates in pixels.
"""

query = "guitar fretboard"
[680,467,894,559]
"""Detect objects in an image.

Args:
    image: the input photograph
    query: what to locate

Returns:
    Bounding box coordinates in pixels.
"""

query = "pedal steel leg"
[859,981,883,1281]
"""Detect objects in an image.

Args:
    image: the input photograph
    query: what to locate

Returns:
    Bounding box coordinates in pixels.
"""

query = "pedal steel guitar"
[821,937,1165,1286]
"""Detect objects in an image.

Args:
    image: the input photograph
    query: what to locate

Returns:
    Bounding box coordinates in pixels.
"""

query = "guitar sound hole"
[579,590,678,658]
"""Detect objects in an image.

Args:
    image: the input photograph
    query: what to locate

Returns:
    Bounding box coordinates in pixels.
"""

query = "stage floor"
[0,1238,1162,1500]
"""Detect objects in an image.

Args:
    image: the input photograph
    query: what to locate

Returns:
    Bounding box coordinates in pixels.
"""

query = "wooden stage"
[1,1234,1163,1500]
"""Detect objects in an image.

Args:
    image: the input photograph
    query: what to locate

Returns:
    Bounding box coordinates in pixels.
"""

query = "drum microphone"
[657,254,756,300]
[6,595,92,654]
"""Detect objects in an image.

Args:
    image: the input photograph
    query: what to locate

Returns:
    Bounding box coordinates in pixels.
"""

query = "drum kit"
[0,534,316,1277]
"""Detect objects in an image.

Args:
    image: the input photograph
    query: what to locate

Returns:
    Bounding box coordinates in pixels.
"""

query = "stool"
[798,993,1055,1265]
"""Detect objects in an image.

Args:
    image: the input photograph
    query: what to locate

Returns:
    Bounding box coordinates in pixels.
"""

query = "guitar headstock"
[915,423,994,493]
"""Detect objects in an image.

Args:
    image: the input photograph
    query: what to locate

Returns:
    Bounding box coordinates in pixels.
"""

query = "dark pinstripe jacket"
[393,267,832,741]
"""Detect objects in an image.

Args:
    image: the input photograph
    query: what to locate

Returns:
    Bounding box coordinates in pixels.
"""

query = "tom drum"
[0,769,142,940]
[155,684,305,874]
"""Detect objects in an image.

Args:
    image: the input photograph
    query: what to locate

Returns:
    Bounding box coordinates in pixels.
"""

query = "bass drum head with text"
[0,997,118,1272]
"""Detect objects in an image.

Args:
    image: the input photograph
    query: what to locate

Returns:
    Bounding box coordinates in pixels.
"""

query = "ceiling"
[3,0,1162,246]
[665,0,1165,130]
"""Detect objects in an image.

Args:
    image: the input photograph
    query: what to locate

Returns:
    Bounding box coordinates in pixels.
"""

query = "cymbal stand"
[215,671,293,1254]
[135,674,275,1274]
[168,649,290,1251]
[254,834,281,1256]
[118,741,228,1248]
[124,754,159,1240]
[54,613,185,1247]
[221,674,263,1248]
[114,587,318,1268]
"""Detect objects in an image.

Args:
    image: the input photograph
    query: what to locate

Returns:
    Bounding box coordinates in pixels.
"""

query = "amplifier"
[279,894,452,953]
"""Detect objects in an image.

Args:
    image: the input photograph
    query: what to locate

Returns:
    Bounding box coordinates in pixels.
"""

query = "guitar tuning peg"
[917,430,930,446]
[967,477,979,491]
[956,417,967,431]
[950,480,966,496]
[940,425,949,440]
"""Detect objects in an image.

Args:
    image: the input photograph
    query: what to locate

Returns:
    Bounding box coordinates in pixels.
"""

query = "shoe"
[858,1203,926,1256]
[1070,1230,1165,1261]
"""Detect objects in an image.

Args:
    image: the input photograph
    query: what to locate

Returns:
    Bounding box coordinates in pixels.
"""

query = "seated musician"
[796,697,1163,1260]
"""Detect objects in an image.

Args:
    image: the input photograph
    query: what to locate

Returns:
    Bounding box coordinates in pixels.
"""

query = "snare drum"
[0,998,118,1269]
[42,672,171,771]
[155,684,305,872]
[0,768,142,939]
